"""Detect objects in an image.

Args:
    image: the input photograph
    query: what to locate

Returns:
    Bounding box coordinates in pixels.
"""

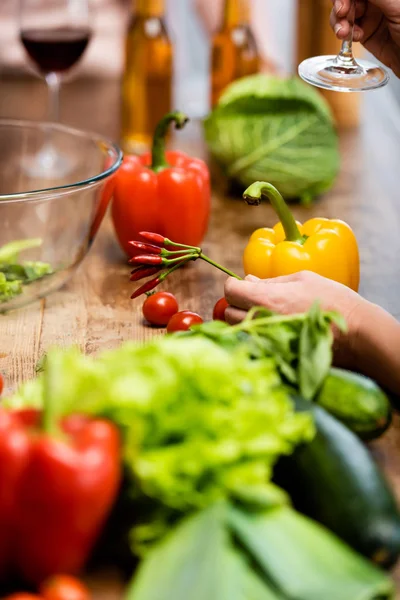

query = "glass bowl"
[0,119,122,313]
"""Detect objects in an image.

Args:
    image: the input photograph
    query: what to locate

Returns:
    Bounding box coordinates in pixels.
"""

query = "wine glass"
[298,0,389,92]
[19,0,92,177]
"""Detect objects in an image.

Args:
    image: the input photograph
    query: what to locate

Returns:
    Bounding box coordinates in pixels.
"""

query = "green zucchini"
[315,368,392,440]
[274,397,400,569]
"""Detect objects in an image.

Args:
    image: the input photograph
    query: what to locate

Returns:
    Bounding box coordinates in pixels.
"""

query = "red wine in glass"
[20,27,91,74]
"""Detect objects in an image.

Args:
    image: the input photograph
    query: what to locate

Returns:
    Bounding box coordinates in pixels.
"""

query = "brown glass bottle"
[211,0,260,107]
[121,0,172,154]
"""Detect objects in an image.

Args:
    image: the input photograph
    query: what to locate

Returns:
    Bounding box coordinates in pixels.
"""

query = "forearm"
[350,300,400,396]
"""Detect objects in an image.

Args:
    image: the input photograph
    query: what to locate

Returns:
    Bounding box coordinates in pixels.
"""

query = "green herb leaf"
[229,505,394,600]
[298,303,334,400]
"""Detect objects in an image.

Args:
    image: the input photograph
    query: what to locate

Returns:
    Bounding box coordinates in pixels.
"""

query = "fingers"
[225,306,247,325]
[330,0,367,40]
[225,278,264,311]
[330,10,352,38]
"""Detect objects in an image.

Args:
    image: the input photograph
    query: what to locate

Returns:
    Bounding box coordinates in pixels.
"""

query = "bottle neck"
[222,0,251,28]
[135,0,164,17]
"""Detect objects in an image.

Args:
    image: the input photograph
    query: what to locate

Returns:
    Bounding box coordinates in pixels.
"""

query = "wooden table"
[1,76,400,596]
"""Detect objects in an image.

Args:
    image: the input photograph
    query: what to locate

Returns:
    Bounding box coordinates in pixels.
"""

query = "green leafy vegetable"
[126,502,284,600]
[229,506,394,600]
[0,238,53,304]
[187,304,346,400]
[6,335,314,552]
[204,75,340,204]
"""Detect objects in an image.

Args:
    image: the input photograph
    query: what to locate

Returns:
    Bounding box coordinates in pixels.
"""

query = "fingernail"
[245,275,260,282]
[334,1,343,14]
[334,23,343,35]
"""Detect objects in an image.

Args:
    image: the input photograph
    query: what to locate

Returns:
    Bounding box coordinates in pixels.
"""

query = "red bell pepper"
[0,407,121,585]
[111,112,211,257]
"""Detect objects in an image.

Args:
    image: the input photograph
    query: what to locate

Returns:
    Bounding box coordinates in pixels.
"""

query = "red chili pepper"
[130,266,162,281]
[139,232,167,246]
[111,112,211,257]
[129,254,164,266]
[129,241,163,255]
[131,276,161,299]
[0,408,121,585]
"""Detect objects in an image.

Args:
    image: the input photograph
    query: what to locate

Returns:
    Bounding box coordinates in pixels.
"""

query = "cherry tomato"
[167,311,203,333]
[213,298,229,322]
[142,292,179,326]
[40,575,91,600]
[0,372,3,395]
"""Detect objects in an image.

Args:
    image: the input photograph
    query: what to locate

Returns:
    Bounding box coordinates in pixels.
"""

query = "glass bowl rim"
[0,118,123,204]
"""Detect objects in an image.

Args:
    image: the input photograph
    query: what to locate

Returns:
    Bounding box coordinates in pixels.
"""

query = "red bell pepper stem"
[243,181,305,244]
[150,112,189,173]
[41,354,62,437]
[199,253,242,280]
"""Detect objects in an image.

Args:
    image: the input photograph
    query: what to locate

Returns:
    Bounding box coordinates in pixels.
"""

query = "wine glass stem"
[46,72,61,123]
[336,0,358,68]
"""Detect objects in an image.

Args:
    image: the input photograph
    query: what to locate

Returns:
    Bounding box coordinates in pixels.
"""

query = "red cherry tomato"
[0,372,4,396]
[167,311,203,333]
[142,292,179,326]
[40,575,91,600]
[213,298,229,322]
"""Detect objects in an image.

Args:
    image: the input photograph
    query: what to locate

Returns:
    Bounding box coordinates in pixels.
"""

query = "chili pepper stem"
[150,112,189,173]
[164,239,201,253]
[165,253,198,265]
[243,182,304,244]
[199,253,242,280]
[160,256,194,281]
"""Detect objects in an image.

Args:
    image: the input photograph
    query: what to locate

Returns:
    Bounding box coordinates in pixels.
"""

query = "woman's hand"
[330,0,400,77]
[225,271,364,367]
[225,271,400,396]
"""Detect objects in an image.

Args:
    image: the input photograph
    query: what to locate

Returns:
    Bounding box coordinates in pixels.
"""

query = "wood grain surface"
[1,76,400,597]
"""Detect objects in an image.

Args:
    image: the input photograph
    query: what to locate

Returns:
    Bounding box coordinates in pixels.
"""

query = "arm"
[350,300,400,396]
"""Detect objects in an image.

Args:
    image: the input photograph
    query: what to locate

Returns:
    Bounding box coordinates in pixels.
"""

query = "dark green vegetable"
[316,368,392,440]
[274,397,400,569]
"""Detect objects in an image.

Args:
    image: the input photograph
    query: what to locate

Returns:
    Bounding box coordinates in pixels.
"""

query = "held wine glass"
[19,0,92,177]
[298,0,389,92]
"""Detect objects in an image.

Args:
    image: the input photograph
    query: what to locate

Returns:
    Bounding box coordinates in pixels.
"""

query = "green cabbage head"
[204,75,340,204]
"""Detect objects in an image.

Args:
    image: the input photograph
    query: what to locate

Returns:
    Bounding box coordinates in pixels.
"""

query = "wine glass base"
[22,143,73,179]
[298,55,390,92]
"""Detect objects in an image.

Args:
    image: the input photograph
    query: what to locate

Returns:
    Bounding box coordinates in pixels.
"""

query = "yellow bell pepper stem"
[243,182,305,244]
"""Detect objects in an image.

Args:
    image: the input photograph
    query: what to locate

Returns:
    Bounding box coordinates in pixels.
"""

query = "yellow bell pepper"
[242,182,360,292]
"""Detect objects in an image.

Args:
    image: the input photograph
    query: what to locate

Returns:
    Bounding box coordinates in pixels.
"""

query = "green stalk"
[199,253,242,280]
[160,256,195,281]
[243,182,305,243]
[42,352,62,436]
[150,112,189,173]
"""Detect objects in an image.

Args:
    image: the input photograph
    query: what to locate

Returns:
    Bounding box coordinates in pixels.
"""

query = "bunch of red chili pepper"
[129,232,240,299]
